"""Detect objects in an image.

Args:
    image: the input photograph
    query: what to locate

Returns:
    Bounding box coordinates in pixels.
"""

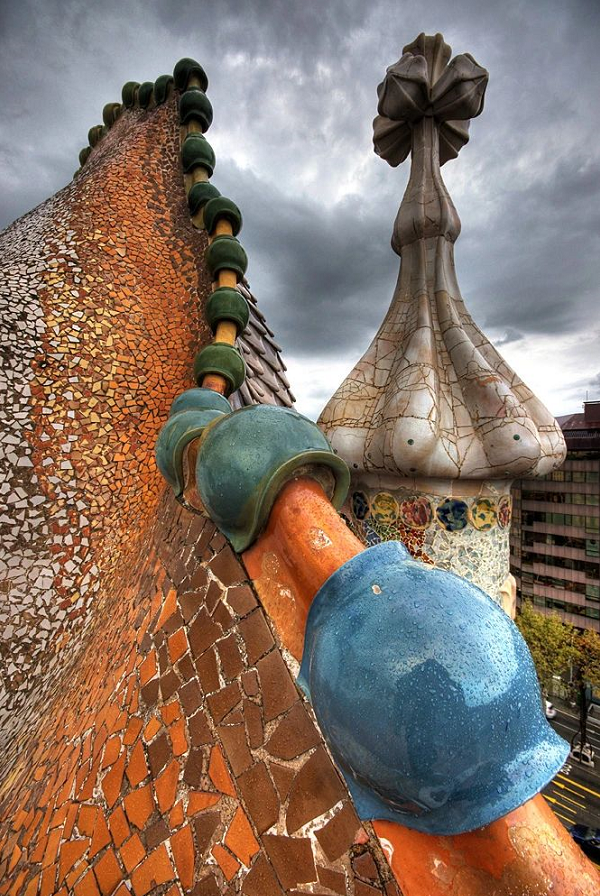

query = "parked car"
[569,825,600,862]
[545,700,556,719]
[569,743,595,768]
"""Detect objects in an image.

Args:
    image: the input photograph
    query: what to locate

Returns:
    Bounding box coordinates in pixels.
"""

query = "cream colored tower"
[319,33,566,608]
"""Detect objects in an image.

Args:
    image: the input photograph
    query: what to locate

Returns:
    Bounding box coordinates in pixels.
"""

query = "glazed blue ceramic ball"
[298,541,568,835]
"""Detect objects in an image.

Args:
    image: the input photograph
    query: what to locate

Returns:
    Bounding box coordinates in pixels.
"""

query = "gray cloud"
[1,0,599,417]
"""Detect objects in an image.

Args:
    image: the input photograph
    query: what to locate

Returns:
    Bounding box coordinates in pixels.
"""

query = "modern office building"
[510,400,600,631]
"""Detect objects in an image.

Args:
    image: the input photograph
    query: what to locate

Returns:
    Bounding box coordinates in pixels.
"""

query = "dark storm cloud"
[1,0,599,415]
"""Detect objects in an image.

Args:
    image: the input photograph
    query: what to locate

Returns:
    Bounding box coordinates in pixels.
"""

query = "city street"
[542,703,600,866]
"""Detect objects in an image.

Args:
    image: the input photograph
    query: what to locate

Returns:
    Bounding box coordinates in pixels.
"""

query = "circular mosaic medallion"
[498,495,512,529]
[400,496,433,530]
[371,492,399,525]
[436,498,469,531]
[469,497,497,531]
[351,491,370,521]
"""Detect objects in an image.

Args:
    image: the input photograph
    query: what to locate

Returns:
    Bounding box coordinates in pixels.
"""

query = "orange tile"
[224,807,260,867]
[40,864,57,896]
[139,651,157,687]
[108,807,130,847]
[167,628,188,663]
[101,735,122,770]
[58,838,89,883]
[118,834,145,874]
[170,824,194,890]
[187,792,221,815]
[154,759,179,814]
[101,752,126,807]
[77,805,98,837]
[126,740,149,787]
[208,745,236,797]
[73,870,101,896]
[89,812,111,858]
[123,717,143,746]
[93,847,122,895]
[123,784,154,830]
[130,844,175,896]
[212,844,240,881]
[143,718,161,741]
[64,802,79,839]
[169,800,184,829]
[23,875,40,896]
[168,718,187,757]
[160,701,181,725]
[42,827,62,868]
[155,589,177,631]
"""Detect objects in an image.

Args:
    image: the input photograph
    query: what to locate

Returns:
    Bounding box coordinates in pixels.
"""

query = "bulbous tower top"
[319,33,566,483]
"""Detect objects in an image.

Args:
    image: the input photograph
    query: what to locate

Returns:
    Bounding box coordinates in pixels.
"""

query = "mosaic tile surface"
[346,485,512,602]
[0,82,399,894]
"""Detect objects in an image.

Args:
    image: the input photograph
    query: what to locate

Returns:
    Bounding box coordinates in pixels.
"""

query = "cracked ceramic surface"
[319,32,566,483]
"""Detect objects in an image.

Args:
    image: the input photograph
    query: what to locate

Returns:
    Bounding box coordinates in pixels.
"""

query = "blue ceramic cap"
[298,541,569,835]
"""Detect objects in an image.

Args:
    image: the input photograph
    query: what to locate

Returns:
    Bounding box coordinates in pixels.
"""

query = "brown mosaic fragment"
[241,853,284,896]
[191,875,220,896]
[179,679,203,714]
[241,669,259,697]
[183,750,206,790]
[188,607,221,658]
[268,762,296,802]
[146,817,169,849]
[266,702,321,760]
[193,812,220,856]
[287,746,348,834]
[227,584,257,617]
[353,851,380,882]
[209,550,245,587]
[256,650,298,721]
[217,634,244,680]
[195,648,221,694]
[317,865,347,894]
[218,724,253,776]
[243,700,264,749]
[188,709,212,746]
[263,834,316,889]
[239,609,275,664]
[147,733,170,777]
[207,681,241,723]
[237,762,279,834]
[315,802,362,862]
[355,882,382,896]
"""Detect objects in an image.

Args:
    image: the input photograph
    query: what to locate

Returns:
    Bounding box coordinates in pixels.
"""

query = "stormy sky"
[1,0,599,420]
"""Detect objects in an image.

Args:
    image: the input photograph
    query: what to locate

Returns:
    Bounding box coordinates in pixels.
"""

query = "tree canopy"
[515,601,578,692]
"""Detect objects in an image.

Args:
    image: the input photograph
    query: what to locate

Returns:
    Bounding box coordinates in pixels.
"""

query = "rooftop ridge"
[74,57,205,176]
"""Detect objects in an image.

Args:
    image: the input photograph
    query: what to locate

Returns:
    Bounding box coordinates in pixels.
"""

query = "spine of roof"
[74,74,175,176]
[173,57,248,398]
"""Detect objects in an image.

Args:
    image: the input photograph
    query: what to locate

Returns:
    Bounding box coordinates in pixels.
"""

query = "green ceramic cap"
[173,57,209,92]
[103,102,122,127]
[88,124,106,147]
[79,146,92,166]
[205,235,248,281]
[187,182,221,216]
[154,74,174,105]
[193,343,246,395]
[181,133,216,176]
[138,82,154,109]
[121,81,140,107]
[206,288,250,335]
[179,89,213,131]
[203,197,243,237]
[155,388,231,497]
[195,405,350,552]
